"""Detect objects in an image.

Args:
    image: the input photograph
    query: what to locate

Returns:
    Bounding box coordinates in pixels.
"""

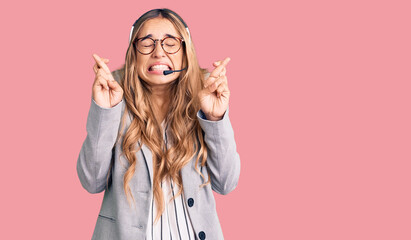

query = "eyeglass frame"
[133,36,185,55]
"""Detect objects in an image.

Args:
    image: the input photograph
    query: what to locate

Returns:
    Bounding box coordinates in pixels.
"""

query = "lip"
[147,69,169,75]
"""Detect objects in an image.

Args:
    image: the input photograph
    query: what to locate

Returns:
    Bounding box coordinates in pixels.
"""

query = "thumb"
[108,79,121,91]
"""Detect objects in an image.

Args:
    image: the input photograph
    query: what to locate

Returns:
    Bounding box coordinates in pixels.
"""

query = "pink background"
[1,0,410,239]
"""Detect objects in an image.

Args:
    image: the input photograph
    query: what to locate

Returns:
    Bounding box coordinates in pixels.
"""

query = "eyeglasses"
[134,36,184,55]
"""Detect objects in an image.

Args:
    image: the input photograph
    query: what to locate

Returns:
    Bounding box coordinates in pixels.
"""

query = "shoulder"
[111,68,125,84]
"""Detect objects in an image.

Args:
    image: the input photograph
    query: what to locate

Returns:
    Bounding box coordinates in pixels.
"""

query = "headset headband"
[128,9,190,44]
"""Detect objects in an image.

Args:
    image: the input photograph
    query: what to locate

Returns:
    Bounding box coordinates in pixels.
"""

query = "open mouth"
[148,64,171,71]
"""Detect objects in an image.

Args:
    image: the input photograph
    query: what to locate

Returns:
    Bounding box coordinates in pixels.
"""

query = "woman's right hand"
[92,53,124,108]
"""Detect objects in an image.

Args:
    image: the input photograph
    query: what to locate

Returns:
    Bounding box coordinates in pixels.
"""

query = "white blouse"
[145,121,196,240]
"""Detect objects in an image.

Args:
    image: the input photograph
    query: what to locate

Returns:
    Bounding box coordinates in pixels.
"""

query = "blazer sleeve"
[196,107,241,195]
[76,97,124,194]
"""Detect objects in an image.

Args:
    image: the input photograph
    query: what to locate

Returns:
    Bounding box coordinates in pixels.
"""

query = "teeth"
[150,65,170,70]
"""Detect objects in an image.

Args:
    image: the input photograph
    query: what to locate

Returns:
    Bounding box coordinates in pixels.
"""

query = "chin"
[140,75,179,86]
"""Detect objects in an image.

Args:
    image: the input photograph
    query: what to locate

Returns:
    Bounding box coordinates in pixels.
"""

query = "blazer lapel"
[139,141,154,187]
[123,109,154,188]
[181,154,202,197]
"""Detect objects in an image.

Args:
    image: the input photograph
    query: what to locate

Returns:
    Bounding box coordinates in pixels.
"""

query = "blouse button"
[198,231,206,240]
[187,198,194,207]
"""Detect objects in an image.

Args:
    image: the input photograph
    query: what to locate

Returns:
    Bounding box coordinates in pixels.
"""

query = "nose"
[152,40,166,58]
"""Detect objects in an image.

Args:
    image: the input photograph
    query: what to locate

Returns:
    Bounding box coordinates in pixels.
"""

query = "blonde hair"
[111,9,210,223]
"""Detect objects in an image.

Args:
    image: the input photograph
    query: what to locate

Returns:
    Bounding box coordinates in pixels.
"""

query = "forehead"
[138,17,180,38]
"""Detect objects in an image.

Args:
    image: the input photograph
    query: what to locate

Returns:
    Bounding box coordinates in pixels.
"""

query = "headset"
[127,9,190,75]
[128,9,190,45]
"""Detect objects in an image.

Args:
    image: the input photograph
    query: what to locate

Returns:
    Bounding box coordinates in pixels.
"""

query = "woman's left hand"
[198,57,231,121]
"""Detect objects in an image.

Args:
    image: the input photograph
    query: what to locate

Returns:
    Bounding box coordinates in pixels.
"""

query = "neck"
[150,84,172,124]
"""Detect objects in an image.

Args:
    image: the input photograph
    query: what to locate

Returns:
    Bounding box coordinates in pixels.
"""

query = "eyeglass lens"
[137,37,181,54]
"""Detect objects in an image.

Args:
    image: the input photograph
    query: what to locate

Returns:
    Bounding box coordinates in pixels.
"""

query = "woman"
[77,8,240,240]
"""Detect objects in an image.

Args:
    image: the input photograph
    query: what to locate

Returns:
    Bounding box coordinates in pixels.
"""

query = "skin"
[198,57,231,121]
[134,17,185,123]
[91,17,231,122]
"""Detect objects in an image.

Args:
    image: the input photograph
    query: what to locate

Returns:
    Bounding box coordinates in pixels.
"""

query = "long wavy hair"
[110,9,210,223]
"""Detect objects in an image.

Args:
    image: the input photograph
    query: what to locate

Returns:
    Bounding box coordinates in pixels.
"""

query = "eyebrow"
[140,33,179,40]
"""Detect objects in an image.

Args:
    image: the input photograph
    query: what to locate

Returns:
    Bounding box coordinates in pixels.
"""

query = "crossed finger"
[92,54,115,81]
[204,57,230,88]
[93,61,110,74]
[93,62,102,74]
[93,54,110,74]
[205,67,226,86]
[209,57,230,79]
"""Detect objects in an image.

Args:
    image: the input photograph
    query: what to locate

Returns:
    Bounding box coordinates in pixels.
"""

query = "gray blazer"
[77,75,241,240]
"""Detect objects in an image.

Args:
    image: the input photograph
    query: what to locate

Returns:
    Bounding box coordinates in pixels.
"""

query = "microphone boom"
[163,67,187,75]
